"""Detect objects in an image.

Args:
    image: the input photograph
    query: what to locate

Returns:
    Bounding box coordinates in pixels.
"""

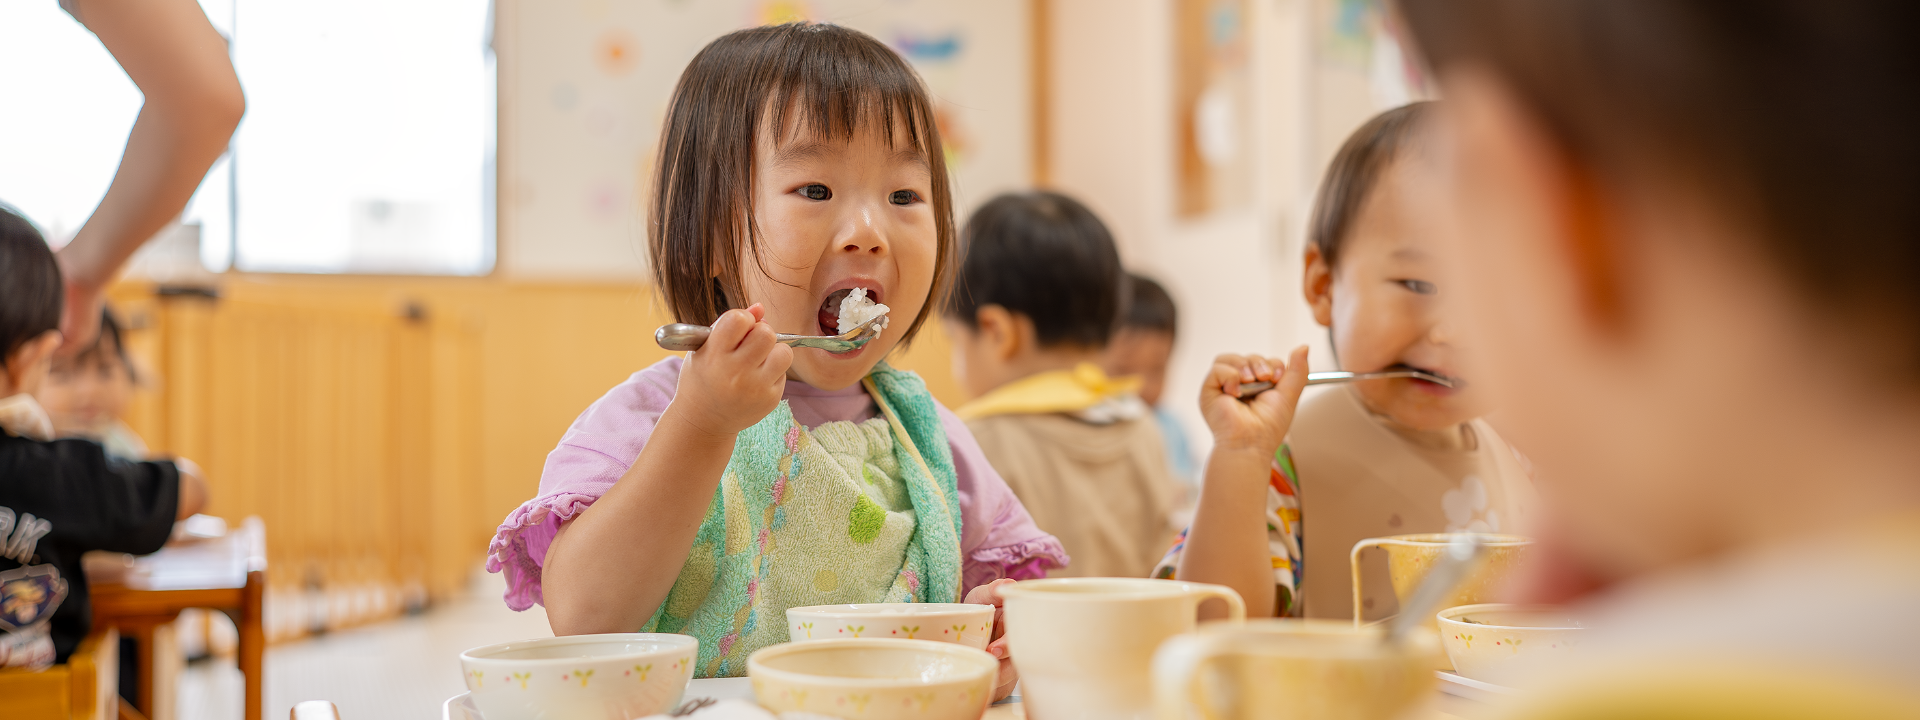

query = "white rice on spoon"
[836,288,890,334]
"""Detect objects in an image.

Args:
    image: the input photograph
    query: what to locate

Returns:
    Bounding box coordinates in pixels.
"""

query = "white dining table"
[444,672,1504,719]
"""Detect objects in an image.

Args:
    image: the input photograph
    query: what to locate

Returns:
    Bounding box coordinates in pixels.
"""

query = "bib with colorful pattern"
[641,364,962,677]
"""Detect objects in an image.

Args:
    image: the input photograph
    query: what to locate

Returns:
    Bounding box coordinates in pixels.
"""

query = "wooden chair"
[0,628,120,720]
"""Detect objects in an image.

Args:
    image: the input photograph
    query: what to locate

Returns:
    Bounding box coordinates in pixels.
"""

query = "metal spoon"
[653,315,886,353]
[1236,369,1455,397]
[1383,534,1485,647]
[668,697,717,717]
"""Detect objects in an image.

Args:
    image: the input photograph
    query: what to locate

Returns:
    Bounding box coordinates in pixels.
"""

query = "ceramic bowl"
[748,638,998,720]
[1437,604,1585,687]
[786,603,996,650]
[459,633,697,720]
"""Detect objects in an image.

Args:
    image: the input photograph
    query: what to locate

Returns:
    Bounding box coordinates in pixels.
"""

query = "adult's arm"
[57,0,245,349]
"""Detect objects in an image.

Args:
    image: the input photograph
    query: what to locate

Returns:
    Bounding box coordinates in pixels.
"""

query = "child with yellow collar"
[943,192,1182,579]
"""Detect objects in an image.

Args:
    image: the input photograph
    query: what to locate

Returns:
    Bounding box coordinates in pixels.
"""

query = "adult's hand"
[55,0,244,351]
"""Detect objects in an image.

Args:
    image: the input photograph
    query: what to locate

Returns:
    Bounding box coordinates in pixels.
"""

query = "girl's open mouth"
[817,286,884,335]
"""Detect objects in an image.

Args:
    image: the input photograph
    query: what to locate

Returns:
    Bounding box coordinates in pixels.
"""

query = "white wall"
[493,0,1033,279]
[1048,0,1405,458]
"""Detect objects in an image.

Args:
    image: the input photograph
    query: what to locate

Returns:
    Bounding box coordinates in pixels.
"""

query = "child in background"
[1103,273,1199,492]
[0,207,205,669]
[943,192,1182,579]
[488,25,1061,693]
[1159,102,1532,619]
[38,309,148,461]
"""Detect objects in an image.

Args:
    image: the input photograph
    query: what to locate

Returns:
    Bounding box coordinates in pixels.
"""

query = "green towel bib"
[641,363,963,677]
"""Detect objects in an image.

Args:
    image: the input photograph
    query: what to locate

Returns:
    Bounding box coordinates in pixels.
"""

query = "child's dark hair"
[1120,273,1178,337]
[1398,0,1920,369]
[0,205,63,366]
[1307,101,1435,268]
[649,23,956,343]
[55,309,138,385]
[946,191,1124,348]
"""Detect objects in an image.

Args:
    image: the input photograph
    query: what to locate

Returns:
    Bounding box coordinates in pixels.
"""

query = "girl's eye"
[889,189,920,206]
[1398,279,1438,295]
[799,184,832,201]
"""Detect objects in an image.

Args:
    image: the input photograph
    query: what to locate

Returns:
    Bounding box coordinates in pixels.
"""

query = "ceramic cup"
[1001,577,1245,720]
[459,633,697,720]
[1152,619,1440,720]
[786,603,997,650]
[1436,603,1585,687]
[748,638,998,720]
[1349,533,1534,626]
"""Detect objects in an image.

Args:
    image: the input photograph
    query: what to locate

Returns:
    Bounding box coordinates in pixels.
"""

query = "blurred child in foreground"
[1102,273,1199,494]
[38,310,148,461]
[1160,102,1533,619]
[1395,0,1920,714]
[944,192,1182,578]
[0,207,205,669]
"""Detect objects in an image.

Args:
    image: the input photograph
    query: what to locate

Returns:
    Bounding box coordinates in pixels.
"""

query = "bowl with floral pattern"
[749,638,997,720]
[459,633,697,720]
[786,603,996,650]
[1437,604,1585,687]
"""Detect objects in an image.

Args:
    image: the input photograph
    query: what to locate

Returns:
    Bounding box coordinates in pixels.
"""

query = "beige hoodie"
[1291,386,1533,620]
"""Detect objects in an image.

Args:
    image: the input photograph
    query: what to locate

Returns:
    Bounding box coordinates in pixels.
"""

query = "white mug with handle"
[1002,578,1245,720]
[1152,620,1439,720]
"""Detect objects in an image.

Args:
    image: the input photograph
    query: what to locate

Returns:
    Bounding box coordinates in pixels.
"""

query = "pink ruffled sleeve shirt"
[487,357,1069,611]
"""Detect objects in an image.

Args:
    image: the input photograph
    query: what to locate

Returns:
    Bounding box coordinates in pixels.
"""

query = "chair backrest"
[0,628,118,720]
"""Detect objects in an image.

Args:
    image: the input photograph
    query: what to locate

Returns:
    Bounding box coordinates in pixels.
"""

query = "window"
[0,0,496,275]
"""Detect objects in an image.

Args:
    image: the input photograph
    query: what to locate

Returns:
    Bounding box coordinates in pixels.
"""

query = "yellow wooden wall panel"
[107,275,968,631]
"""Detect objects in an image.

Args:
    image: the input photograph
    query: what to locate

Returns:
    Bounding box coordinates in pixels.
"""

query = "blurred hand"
[672,304,793,438]
[1200,347,1310,454]
[963,578,1019,701]
[55,269,105,354]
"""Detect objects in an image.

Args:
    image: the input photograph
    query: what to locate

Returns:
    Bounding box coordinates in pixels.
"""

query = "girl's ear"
[1302,244,1335,329]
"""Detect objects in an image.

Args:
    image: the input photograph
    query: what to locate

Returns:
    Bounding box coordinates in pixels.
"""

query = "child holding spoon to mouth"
[1160,102,1534,619]
[487,25,1062,693]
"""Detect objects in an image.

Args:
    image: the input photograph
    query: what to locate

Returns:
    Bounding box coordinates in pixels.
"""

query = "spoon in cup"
[1384,534,1485,648]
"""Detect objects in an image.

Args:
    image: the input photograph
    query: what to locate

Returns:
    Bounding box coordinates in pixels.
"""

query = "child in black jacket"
[0,207,205,669]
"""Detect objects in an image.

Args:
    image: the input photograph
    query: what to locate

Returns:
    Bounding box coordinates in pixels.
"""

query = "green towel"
[642,363,962,677]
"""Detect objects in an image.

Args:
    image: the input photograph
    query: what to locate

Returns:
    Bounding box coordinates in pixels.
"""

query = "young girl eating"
[486,24,1064,690]
[1158,102,1533,620]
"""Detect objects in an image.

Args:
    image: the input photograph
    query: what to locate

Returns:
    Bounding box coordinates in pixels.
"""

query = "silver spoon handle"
[1237,370,1453,396]
[654,319,885,354]
[655,323,713,351]
[654,323,824,352]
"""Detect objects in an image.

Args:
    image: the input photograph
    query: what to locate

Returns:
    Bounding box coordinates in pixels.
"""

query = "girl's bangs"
[764,43,935,157]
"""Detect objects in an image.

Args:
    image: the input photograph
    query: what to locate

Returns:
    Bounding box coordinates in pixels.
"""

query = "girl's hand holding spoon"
[1202,347,1311,455]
